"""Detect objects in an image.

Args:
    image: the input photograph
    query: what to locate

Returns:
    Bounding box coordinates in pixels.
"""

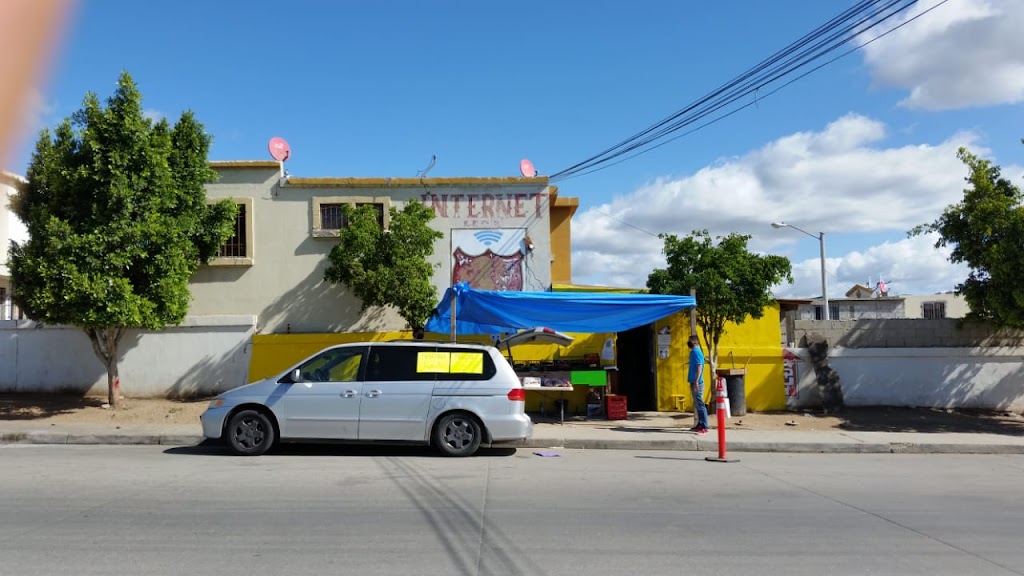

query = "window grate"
[320,203,347,230]
[922,301,946,320]
[219,203,247,257]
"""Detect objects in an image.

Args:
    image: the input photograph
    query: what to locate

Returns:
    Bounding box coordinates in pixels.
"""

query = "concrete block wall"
[791,319,1024,349]
[0,316,255,398]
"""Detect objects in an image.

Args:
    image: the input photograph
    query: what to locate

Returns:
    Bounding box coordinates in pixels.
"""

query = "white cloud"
[570,114,977,295]
[861,0,1024,109]
[774,233,970,299]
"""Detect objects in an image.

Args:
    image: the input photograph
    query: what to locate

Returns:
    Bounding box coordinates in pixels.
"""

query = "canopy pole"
[450,288,457,342]
[689,288,697,335]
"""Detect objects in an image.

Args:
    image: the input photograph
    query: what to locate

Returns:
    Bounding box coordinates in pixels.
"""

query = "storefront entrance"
[616,324,657,411]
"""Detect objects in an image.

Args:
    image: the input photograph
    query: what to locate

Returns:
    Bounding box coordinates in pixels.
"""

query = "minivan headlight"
[208,399,225,409]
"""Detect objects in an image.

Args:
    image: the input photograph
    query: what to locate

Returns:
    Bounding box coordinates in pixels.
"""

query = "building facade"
[0,170,26,321]
[191,162,578,334]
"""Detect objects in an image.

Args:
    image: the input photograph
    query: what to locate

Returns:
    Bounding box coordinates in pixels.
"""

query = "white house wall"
[0,316,255,398]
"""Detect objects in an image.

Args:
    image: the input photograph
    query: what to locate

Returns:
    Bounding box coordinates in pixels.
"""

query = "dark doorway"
[615,324,656,411]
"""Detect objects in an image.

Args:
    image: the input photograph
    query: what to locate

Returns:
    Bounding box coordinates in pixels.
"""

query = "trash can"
[716,369,747,416]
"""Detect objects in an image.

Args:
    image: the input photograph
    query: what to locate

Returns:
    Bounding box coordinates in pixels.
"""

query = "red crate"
[606,394,627,420]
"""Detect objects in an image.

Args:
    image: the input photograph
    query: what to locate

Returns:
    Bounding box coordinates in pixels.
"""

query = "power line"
[550,0,944,182]
[556,0,950,183]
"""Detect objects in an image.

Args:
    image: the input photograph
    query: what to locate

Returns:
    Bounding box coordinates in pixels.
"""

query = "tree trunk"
[85,327,127,408]
[106,356,120,408]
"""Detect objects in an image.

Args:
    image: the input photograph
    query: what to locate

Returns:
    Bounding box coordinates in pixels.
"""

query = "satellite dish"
[268,137,291,162]
[520,158,536,177]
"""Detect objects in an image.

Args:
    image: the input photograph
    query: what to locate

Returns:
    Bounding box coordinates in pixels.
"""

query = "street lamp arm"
[771,221,819,240]
[770,221,830,320]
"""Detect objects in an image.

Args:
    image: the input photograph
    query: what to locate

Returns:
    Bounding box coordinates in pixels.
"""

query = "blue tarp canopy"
[425,283,698,335]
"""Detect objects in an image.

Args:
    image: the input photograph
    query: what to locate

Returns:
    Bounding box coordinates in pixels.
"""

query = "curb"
[515,438,1024,455]
[4,432,1024,455]
[1,432,204,446]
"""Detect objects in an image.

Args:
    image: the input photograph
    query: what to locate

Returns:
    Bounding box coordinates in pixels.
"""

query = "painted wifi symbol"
[473,231,503,246]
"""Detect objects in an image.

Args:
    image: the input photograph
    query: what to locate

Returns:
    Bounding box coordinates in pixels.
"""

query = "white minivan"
[201,341,533,456]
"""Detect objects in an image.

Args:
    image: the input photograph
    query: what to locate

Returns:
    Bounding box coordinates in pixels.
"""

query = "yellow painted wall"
[249,331,409,381]
[552,198,577,282]
[654,303,785,412]
[247,330,611,416]
[247,306,786,414]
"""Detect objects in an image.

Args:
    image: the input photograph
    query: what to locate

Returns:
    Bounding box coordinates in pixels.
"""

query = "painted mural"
[451,229,525,291]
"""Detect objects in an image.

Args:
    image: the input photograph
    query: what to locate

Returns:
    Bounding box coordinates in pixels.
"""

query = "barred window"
[922,301,946,320]
[312,196,390,237]
[320,203,346,230]
[208,197,253,266]
[219,203,247,258]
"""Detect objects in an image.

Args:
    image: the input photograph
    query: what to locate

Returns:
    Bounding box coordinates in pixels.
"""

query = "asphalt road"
[2,444,1023,576]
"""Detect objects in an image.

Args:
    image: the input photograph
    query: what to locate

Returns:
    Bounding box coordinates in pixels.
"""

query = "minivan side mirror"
[291,368,301,383]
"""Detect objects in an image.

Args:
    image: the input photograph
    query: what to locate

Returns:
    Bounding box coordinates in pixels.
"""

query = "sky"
[6,0,1024,299]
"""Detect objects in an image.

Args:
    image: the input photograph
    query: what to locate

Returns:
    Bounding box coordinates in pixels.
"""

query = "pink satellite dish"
[268,137,291,162]
[520,158,536,177]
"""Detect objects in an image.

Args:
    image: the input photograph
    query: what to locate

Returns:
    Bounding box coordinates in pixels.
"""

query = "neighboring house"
[779,295,905,321]
[192,161,579,334]
[0,170,27,321]
[902,293,968,319]
[779,282,970,323]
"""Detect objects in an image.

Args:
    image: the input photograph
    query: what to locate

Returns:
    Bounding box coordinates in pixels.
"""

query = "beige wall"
[191,164,556,334]
[902,293,969,319]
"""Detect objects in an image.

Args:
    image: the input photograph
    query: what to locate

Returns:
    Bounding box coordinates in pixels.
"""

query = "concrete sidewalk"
[2,412,1023,454]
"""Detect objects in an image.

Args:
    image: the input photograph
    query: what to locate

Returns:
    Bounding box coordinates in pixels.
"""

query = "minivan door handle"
[341,390,358,398]
[366,390,382,398]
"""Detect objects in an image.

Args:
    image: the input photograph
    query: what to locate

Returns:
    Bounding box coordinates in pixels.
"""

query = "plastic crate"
[606,394,627,420]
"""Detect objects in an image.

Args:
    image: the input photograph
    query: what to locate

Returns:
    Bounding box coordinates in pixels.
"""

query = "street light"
[772,222,829,321]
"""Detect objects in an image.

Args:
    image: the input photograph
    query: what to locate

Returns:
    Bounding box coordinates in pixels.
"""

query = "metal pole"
[689,288,697,334]
[819,232,829,321]
[450,289,457,342]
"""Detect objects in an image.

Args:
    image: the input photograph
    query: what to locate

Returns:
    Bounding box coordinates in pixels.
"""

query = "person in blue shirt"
[687,335,709,434]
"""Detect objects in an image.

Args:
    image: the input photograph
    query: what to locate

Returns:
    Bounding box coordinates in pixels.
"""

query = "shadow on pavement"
[834,407,1024,436]
[634,455,711,462]
[164,442,519,458]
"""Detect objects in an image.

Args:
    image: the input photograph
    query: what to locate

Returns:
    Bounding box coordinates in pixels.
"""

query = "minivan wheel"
[226,409,275,456]
[433,413,483,457]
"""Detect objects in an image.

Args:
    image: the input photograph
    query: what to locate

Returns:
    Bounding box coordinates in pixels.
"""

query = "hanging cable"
[549,0,941,182]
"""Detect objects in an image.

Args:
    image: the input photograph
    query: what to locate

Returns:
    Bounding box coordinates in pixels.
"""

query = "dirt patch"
[1,393,1022,435]
[0,394,208,426]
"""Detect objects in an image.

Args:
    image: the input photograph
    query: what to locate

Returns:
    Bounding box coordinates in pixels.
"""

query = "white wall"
[0,316,255,398]
[785,347,1024,412]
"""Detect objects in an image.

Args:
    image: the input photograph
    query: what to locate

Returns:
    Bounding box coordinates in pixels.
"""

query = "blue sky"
[8,0,1024,297]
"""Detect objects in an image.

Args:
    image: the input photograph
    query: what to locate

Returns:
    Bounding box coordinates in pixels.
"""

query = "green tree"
[9,72,237,408]
[910,146,1024,327]
[647,230,793,392]
[324,200,443,331]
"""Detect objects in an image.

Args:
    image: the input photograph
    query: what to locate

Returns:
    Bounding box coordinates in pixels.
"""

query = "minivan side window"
[365,346,437,382]
[291,346,367,383]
